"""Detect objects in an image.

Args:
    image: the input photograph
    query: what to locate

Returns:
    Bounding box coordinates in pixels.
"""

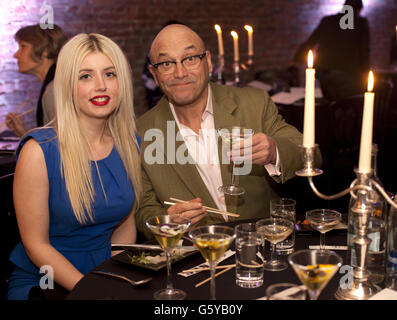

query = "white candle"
[214,24,224,56]
[303,50,316,148]
[358,71,375,173]
[244,25,254,56]
[231,31,239,62]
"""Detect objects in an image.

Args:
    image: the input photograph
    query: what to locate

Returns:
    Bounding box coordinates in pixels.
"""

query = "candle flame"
[214,24,222,33]
[367,71,374,92]
[244,25,253,33]
[231,31,238,39]
[307,50,314,68]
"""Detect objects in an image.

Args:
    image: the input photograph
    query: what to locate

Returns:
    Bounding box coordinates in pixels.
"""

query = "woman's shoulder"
[17,127,58,158]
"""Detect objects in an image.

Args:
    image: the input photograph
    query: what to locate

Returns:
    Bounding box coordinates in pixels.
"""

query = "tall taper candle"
[303,50,316,147]
[358,71,375,173]
[214,24,224,56]
[231,31,239,62]
[244,25,254,56]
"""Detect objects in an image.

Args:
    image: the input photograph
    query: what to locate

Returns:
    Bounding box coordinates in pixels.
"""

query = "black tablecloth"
[67,221,348,300]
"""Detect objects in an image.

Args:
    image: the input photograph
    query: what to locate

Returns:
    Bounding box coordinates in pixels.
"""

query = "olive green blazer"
[136,82,316,239]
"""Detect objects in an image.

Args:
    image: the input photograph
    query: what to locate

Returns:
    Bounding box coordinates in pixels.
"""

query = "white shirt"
[169,85,281,221]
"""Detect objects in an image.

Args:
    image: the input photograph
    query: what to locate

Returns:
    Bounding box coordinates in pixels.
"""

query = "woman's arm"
[110,203,137,256]
[13,139,84,291]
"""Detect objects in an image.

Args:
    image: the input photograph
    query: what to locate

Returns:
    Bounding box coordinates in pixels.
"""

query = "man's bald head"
[148,24,212,109]
[149,24,206,63]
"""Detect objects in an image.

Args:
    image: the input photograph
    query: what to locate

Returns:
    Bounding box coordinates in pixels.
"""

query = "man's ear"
[148,65,160,86]
[205,50,213,74]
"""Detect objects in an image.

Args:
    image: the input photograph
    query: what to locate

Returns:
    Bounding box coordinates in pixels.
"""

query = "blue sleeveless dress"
[7,128,137,300]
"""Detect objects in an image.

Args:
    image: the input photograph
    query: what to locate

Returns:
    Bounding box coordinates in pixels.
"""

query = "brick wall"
[0,0,396,122]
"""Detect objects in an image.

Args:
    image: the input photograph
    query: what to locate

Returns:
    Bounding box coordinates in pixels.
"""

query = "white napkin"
[178,250,235,278]
[369,288,397,300]
[257,285,306,300]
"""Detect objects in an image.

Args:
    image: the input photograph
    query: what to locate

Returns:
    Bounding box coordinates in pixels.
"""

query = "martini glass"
[146,215,191,300]
[256,218,294,271]
[189,225,235,300]
[288,249,342,300]
[306,209,342,251]
[217,126,254,196]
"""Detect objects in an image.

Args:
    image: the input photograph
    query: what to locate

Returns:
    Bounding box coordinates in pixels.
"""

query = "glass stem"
[308,289,319,300]
[209,260,217,300]
[320,232,326,250]
[165,248,173,290]
[231,162,236,186]
[270,243,276,263]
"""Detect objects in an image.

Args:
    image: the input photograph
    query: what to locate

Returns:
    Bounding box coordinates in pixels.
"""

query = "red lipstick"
[90,95,110,106]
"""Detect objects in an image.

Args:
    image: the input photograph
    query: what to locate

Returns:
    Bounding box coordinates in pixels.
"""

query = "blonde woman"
[7,33,142,300]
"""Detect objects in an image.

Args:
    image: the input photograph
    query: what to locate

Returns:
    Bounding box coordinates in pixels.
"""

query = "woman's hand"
[6,112,27,137]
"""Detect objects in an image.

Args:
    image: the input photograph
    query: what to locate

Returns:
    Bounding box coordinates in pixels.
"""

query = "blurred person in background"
[6,24,67,137]
[294,0,370,101]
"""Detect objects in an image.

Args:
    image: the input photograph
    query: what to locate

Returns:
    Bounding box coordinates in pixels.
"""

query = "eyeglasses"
[151,51,207,74]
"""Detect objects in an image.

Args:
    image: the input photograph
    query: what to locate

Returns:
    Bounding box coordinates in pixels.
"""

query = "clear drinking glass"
[288,249,342,300]
[235,223,265,288]
[189,225,235,300]
[256,218,294,271]
[270,198,296,254]
[146,215,191,300]
[217,126,254,196]
[306,209,342,250]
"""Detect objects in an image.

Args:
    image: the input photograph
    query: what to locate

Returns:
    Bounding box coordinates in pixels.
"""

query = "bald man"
[135,24,320,239]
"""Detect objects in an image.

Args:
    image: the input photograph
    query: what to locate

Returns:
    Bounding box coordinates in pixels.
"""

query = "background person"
[293,0,370,101]
[6,24,67,137]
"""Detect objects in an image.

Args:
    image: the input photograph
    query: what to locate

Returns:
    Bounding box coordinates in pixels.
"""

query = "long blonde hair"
[53,33,142,224]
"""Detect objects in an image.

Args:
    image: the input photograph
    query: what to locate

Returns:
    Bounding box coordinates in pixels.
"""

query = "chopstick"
[0,108,34,129]
[195,266,235,288]
[167,197,240,218]
[15,100,31,113]
[183,264,236,273]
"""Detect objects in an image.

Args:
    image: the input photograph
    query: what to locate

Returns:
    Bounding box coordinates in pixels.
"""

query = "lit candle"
[302,50,316,148]
[214,24,224,56]
[231,31,239,62]
[244,25,254,56]
[358,71,375,173]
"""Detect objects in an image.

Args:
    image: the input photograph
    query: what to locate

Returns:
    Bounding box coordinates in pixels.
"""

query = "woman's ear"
[41,48,49,59]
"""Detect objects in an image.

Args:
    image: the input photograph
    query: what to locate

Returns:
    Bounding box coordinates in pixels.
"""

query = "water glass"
[235,223,264,288]
[270,198,296,254]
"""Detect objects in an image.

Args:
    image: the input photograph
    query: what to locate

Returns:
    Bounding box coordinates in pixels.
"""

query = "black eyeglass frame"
[151,51,207,71]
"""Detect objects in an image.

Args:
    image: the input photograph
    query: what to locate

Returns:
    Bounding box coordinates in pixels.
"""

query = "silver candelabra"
[296,145,397,300]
